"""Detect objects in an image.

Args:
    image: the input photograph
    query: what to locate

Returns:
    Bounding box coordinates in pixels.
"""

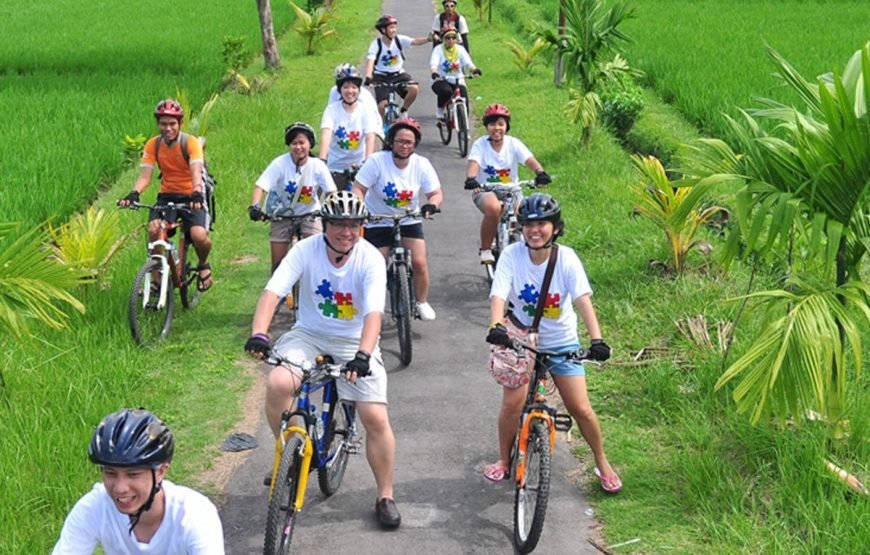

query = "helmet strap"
[128,468,162,533]
[323,233,354,263]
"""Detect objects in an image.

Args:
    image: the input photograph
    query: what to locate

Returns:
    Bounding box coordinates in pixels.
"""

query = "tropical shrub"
[599,72,644,141]
[505,37,547,75]
[289,1,336,55]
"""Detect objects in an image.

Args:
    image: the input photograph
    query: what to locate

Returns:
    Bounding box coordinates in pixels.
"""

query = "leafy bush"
[222,36,248,73]
[48,208,133,283]
[505,37,546,74]
[599,73,644,141]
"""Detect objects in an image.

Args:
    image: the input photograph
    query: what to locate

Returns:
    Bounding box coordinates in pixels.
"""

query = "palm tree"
[681,43,870,428]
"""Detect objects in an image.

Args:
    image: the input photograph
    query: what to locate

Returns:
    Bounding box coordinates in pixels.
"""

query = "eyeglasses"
[328,220,362,229]
[444,35,457,40]
[393,139,415,147]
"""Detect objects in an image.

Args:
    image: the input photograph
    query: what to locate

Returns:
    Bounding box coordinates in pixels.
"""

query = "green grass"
[0,0,294,229]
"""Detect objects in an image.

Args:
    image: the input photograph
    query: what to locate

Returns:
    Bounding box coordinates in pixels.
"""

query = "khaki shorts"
[269,218,322,243]
[273,327,387,404]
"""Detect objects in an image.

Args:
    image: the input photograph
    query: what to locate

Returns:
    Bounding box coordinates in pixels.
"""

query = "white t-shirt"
[255,155,335,217]
[429,44,474,84]
[366,35,413,74]
[320,101,379,172]
[355,151,442,228]
[490,243,593,350]
[52,480,224,555]
[265,234,386,338]
[327,86,384,138]
[431,13,470,37]
[468,135,533,184]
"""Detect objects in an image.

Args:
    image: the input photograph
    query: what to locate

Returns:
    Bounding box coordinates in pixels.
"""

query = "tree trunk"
[256,0,281,70]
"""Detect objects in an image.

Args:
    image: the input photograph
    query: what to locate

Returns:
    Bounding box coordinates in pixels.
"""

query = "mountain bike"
[264,211,319,322]
[368,208,439,366]
[373,80,417,134]
[436,76,475,157]
[479,179,538,283]
[263,351,360,555]
[123,202,204,347]
[507,340,598,554]
[331,165,360,193]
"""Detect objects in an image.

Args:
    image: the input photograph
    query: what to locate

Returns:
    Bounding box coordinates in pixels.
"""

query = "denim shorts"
[543,343,586,377]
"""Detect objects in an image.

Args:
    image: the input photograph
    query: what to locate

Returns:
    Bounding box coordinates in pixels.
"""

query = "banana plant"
[505,37,547,75]
[48,208,135,283]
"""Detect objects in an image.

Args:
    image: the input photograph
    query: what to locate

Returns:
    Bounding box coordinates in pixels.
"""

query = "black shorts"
[150,193,209,231]
[372,72,414,104]
[363,223,424,248]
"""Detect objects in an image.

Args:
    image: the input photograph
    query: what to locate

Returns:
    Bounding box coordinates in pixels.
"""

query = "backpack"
[375,37,405,65]
[154,132,217,229]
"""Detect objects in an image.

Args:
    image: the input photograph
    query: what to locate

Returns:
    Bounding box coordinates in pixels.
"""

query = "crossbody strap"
[530,245,558,334]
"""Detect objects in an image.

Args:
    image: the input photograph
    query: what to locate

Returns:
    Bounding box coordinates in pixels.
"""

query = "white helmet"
[321,191,368,221]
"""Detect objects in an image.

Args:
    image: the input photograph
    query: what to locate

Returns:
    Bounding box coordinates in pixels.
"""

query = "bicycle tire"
[438,112,452,145]
[513,421,552,554]
[395,263,413,366]
[128,259,174,347]
[318,393,355,496]
[456,103,469,157]
[179,258,202,309]
[264,435,304,555]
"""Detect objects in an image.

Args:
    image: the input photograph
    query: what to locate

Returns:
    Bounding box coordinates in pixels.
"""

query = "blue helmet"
[88,409,174,468]
[518,193,563,236]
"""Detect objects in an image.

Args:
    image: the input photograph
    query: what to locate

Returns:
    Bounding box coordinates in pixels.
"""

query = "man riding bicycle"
[429,23,481,121]
[245,191,403,528]
[364,15,432,119]
[352,117,443,322]
[52,409,224,554]
[118,99,214,292]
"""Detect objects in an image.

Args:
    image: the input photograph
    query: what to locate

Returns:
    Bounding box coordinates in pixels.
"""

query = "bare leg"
[356,402,396,500]
[552,374,615,477]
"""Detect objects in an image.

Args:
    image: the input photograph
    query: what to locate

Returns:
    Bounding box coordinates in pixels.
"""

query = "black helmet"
[321,191,368,221]
[518,193,563,235]
[88,409,174,468]
[284,122,316,148]
[375,14,398,32]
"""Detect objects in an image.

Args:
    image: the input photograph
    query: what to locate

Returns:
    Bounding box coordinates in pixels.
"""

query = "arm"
[190,161,204,210]
[490,295,507,327]
[364,57,375,81]
[523,155,545,175]
[424,188,443,210]
[363,132,376,160]
[410,35,432,46]
[461,33,470,54]
[575,294,602,341]
[251,290,281,338]
[319,128,332,161]
[358,311,382,356]
[351,181,368,199]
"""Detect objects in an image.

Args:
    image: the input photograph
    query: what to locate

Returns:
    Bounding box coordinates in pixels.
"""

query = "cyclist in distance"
[244,191,403,528]
[464,103,551,265]
[52,409,225,554]
[429,23,481,121]
[326,63,384,144]
[431,0,471,54]
[118,99,214,292]
[364,15,432,119]
[320,64,379,192]
[482,193,621,494]
[249,122,336,274]
[352,117,443,322]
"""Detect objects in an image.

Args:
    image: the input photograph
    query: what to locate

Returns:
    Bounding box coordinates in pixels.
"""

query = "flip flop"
[594,467,622,494]
[483,462,509,482]
[196,262,213,292]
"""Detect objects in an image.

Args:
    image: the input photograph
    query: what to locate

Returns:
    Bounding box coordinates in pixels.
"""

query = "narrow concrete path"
[219,1,600,552]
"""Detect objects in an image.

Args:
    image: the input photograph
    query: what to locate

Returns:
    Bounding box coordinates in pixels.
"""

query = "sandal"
[594,467,622,494]
[196,262,213,292]
[483,462,509,482]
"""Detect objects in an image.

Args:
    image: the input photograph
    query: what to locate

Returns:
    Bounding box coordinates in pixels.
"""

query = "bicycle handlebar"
[369,80,419,88]
[367,207,441,223]
[508,339,602,367]
[264,351,347,380]
[121,201,194,213]
[265,212,319,223]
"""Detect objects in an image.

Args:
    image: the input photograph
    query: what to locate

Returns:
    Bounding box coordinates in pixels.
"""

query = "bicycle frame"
[445,87,467,131]
[136,204,192,309]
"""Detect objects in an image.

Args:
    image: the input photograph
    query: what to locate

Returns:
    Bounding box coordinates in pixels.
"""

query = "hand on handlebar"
[245,333,272,359]
[471,68,482,77]
[534,171,552,187]
[486,323,513,347]
[248,204,266,222]
[421,203,440,219]
[464,177,479,191]
[118,190,140,207]
[345,350,371,382]
[190,191,205,211]
[587,339,612,361]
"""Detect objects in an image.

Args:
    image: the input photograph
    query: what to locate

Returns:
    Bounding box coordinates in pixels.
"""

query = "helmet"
[321,191,368,221]
[483,103,511,131]
[375,15,398,32]
[284,122,316,148]
[153,99,184,121]
[518,193,563,232]
[440,23,459,39]
[386,116,422,146]
[443,0,457,5]
[334,63,363,89]
[88,409,174,468]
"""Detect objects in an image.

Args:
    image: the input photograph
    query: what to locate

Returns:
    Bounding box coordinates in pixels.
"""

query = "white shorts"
[273,327,387,404]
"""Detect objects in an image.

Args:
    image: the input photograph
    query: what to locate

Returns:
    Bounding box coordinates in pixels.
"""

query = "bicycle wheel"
[318,393,355,496]
[128,259,174,347]
[456,103,469,157]
[438,109,452,145]
[513,421,552,554]
[179,258,202,309]
[264,435,304,555]
[395,263,413,366]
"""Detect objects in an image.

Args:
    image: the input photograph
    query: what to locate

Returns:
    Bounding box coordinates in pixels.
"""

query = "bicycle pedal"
[554,413,574,432]
[345,439,362,454]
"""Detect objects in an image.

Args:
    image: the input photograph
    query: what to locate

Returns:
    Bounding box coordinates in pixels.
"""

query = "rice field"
[0,0,293,228]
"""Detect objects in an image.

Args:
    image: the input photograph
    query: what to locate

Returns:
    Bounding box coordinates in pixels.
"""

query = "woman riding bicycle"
[464,103,552,265]
[320,64,379,192]
[352,117,443,322]
[431,0,471,54]
[429,23,481,121]
[482,193,621,494]
[326,63,384,144]
[249,122,336,273]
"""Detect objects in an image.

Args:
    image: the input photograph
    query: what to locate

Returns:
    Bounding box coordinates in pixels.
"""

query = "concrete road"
[219,1,600,552]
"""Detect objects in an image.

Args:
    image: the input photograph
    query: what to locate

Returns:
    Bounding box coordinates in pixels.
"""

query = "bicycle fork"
[144,239,174,309]
[269,425,314,510]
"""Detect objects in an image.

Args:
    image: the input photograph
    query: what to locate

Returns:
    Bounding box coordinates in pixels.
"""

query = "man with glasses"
[432,1,471,54]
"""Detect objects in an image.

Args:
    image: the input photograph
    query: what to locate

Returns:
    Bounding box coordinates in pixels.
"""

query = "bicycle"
[262,211,320,322]
[506,339,598,554]
[331,165,360,193]
[368,208,439,366]
[372,80,418,134]
[436,75,475,157]
[122,201,204,347]
[479,179,539,283]
[263,350,360,555]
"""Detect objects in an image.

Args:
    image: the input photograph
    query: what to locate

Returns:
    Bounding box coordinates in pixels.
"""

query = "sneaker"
[479,249,495,264]
[375,497,402,528]
[263,472,272,487]
[416,301,436,321]
[400,107,408,117]
[435,107,445,120]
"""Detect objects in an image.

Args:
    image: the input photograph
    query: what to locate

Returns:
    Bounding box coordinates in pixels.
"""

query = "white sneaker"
[416,301,436,321]
[479,249,495,264]
[436,107,445,120]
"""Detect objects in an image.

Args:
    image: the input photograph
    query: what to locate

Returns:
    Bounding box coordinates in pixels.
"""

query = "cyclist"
[364,15,432,119]
[431,0,471,54]
[429,23,481,121]
[482,193,621,494]
[249,122,336,274]
[52,409,225,554]
[464,103,551,265]
[119,99,213,292]
[320,64,379,192]
[327,63,384,143]
[244,191,403,528]
[352,117,443,321]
